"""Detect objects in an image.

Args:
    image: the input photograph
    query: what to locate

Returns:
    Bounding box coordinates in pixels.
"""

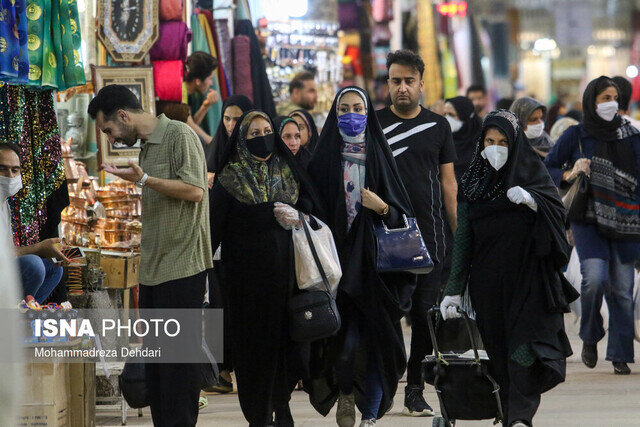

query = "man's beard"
[116,124,138,147]
[393,96,419,113]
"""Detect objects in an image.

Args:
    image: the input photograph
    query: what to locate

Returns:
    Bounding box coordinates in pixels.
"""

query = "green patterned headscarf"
[218,111,299,205]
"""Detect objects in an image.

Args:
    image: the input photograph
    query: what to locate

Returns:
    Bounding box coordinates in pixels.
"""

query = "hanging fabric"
[23,0,86,90]
[159,0,183,21]
[0,0,29,84]
[215,18,234,95]
[232,35,253,101]
[153,60,184,102]
[0,85,67,246]
[150,21,192,62]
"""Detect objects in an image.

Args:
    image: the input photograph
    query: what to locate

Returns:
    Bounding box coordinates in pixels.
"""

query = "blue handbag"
[374,214,434,274]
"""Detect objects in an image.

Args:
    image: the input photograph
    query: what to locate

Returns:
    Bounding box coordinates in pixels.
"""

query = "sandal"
[198,396,208,410]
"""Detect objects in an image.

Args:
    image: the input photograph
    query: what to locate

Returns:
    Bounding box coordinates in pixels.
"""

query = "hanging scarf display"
[153,60,184,102]
[24,0,86,90]
[0,85,66,246]
[0,0,29,84]
[150,21,192,62]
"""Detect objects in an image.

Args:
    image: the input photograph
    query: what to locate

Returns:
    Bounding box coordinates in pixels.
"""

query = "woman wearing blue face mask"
[545,76,640,376]
[306,87,416,427]
[442,110,577,427]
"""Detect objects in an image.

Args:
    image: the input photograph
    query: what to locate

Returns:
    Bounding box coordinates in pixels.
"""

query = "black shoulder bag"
[288,212,341,342]
[561,134,590,221]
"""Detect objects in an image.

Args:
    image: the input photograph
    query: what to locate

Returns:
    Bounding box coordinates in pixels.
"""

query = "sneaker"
[403,385,434,417]
[203,375,233,394]
[581,343,597,369]
[336,393,356,427]
[613,362,631,375]
[275,403,294,426]
[359,420,376,427]
[510,422,529,427]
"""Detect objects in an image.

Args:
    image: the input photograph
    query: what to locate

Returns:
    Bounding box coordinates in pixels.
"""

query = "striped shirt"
[376,106,457,263]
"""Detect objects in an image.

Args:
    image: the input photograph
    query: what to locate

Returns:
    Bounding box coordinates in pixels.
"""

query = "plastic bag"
[292,216,341,296]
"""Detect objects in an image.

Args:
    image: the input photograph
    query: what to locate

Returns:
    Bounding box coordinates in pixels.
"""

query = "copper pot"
[100,230,131,245]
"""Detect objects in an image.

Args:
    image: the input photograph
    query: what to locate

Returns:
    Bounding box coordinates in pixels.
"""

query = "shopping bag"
[292,215,341,296]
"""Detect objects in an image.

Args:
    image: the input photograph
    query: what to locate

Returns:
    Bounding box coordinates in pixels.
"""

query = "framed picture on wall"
[91,65,155,167]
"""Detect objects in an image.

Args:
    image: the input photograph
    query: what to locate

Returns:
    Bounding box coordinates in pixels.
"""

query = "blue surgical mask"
[337,113,367,137]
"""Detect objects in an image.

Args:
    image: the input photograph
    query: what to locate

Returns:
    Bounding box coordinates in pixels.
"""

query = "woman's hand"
[361,188,388,215]
[274,202,301,230]
[207,172,215,189]
[567,158,591,181]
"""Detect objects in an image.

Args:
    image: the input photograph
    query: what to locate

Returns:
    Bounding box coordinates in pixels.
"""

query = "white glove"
[507,186,537,212]
[440,295,462,321]
[274,202,300,230]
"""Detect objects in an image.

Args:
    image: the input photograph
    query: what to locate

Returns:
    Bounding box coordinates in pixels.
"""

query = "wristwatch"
[135,173,149,188]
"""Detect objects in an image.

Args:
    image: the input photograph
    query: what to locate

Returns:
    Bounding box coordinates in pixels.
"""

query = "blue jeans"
[579,245,636,363]
[18,255,63,304]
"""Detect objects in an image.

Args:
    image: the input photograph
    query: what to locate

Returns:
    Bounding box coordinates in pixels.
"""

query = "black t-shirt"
[376,106,457,263]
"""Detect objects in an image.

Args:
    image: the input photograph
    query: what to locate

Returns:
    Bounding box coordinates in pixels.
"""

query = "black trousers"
[207,260,233,372]
[406,259,446,386]
[140,271,207,427]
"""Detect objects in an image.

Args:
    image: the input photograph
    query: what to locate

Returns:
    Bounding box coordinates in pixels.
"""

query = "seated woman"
[0,143,65,303]
[209,110,322,426]
[440,110,578,427]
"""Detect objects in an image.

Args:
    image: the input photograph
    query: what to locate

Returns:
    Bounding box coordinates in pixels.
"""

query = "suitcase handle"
[426,306,482,364]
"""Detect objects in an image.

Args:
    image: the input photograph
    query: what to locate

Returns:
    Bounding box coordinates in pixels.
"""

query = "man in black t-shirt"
[377,50,458,417]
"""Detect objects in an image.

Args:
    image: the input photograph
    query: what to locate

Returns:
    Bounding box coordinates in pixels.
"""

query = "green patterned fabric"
[444,202,473,296]
[25,0,85,90]
[511,343,535,367]
[218,111,299,205]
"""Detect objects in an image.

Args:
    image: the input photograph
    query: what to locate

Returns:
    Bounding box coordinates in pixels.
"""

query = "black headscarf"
[290,109,319,153]
[447,96,482,144]
[582,76,640,177]
[462,110,572,266]
[276,115,312,169]
[582,76,623,143]
[446,96,482,179]
[207,95,254,173]
[306,87,416,418]
[308,86,414,250]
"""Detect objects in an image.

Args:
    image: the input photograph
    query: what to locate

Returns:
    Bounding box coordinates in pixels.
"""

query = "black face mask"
[246,133,275,159]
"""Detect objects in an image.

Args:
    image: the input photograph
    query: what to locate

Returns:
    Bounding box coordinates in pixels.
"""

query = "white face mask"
[446,115,463,133]
[524,122,544,139]
[481,145,509,171]
[596,101,618,122]
[0,175,22,199]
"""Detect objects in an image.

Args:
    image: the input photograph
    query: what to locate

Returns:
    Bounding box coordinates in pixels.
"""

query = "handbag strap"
[577,132,584,158]
[298,211,332,295]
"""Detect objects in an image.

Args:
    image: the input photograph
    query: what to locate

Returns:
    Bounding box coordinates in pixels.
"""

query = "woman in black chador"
[440,110,578,427]
[306,87,416,427]
[210,110,322,426]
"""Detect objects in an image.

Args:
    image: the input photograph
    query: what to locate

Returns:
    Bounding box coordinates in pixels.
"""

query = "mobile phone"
[64,246,85,260]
